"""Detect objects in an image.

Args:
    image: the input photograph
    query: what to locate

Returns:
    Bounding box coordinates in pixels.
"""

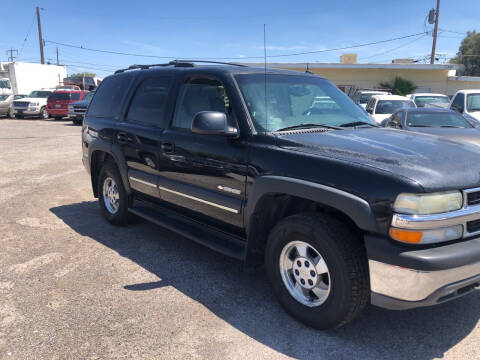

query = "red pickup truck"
[47,90,89,120]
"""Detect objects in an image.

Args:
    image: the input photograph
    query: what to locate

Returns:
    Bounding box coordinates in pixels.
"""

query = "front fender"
[245,176,378,233]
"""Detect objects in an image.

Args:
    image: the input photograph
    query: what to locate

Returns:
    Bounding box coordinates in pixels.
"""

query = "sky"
[2,0,479,78]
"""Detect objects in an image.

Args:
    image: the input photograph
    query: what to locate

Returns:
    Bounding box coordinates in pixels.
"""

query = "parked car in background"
[450,90,480,123]
[406,93,450,108]
[365,94,416,123]
[68,90,95,125]
[382,108,480,145]
[47,90,89,120]
[0,94,27,118]
[12,90,53,119]
[352,90,391,109]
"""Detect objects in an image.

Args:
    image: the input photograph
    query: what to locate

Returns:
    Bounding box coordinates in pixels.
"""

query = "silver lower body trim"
[369,259,480,302]
[129,176,157,188]
[159,186,239,214]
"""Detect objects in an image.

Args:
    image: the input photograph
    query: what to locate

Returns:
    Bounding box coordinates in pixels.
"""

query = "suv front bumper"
[366,235,480,310]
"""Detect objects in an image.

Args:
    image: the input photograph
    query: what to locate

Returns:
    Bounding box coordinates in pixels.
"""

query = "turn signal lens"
[389,228,423,243]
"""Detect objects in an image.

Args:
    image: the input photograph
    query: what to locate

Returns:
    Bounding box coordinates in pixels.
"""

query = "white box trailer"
[0,62,67,95]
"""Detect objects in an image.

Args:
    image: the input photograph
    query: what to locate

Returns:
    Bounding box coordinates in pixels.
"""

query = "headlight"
[393,191,463,215]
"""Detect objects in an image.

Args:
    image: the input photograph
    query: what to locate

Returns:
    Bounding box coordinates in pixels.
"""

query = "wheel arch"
[89,142,131,198]
[244,176,377,266]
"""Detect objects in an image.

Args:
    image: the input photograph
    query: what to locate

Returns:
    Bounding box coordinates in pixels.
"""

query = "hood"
[276,128,480,191]
[466,111,480,121]
[406,127,480,146]
[71,99,90,106]
[372,114,391,123]
[19,97,47,103]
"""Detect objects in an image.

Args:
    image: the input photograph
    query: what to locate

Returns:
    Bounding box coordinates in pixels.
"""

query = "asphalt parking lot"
[0,118,479,359]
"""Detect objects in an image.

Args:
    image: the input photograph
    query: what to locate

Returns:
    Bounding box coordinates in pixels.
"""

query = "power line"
[359,34,427,60]
[19,12,36,55]
[45,32,429,60]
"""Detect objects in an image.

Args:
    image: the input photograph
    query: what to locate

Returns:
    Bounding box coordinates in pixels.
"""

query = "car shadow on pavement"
[50,201,480,360]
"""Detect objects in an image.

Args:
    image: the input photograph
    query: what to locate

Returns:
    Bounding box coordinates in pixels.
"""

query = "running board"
[128,202,247,260]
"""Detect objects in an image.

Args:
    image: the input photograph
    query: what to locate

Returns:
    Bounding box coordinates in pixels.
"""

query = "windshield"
[14,95,26,100]
[467,94,480,112]
[406,111,473,128]
[49,92,72,100]
[359,93,383,104]
[414,96,450,107]
[376,100,414,114]
[29,90,52,98]
[0,95,9,101]
[83,91,95,102]
[235,74,375,132]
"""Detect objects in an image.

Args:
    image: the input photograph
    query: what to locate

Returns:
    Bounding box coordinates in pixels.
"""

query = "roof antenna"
[306,63,313,74]
[264,24,268,133]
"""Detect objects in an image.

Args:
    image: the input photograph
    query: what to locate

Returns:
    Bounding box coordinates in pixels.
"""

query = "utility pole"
[56,47,59,65]
[430,0,440,64]
[6,48,18,62]
[36,6,45,64]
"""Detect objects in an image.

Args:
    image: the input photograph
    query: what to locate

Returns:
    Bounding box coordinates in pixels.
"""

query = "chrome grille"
[467,191,480,206]
[14,101,29,107]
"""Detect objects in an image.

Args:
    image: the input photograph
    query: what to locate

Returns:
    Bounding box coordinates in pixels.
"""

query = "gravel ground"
[0,118,479,360]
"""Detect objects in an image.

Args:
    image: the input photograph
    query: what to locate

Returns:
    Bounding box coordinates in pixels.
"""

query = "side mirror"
[191,111,239,137]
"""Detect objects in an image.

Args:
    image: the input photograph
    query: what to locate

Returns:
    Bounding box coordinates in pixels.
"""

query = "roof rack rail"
[114,59,247,74]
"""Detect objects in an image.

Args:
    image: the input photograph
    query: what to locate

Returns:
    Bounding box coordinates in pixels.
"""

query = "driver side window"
[172,77,231,129]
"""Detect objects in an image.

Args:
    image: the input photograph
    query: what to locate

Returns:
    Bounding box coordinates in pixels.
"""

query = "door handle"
[117,132,133,144]
[161,142,174,153]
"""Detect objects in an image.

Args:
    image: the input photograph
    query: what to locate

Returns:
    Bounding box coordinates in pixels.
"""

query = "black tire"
[73,119,82,125]
[265,212,369,329]
[40,107,48,119]
[97,161,132,225]
[7,108,14,118]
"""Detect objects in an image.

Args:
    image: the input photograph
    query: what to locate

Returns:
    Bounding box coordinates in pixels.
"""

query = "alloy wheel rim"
[279,240,331,307]
[102,177,120,214]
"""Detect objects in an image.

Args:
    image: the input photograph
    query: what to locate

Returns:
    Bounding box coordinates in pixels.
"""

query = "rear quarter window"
[87,74,132,119]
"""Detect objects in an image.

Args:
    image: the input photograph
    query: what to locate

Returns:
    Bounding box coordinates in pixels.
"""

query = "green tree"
[69,72,96,78]
[379,76,417,96]
[451,31,480,76]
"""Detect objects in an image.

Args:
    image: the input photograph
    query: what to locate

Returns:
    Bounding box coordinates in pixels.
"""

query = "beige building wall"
[287,67,451,94]
[447,77,480,95]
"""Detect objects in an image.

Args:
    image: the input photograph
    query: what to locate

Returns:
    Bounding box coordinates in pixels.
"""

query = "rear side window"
[126,76,173,126]
[88,75,132,119]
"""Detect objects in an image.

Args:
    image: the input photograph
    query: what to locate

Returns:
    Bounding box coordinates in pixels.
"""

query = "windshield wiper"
[339,121,379,128]
[409,125,432,127]
[439,125,463,128]
[275,123,343,132]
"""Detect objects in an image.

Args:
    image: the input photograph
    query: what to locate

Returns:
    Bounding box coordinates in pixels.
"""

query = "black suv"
[82,61,480,329]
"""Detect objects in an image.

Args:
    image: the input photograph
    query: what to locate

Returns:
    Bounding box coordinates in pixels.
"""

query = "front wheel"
[40,107,48,119]
[265,213,369,329]
[7,107,14,118]
[98,161,132,225]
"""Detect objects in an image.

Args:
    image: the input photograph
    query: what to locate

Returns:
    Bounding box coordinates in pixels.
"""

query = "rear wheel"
[98,161,132,225]
[265,213,369,329]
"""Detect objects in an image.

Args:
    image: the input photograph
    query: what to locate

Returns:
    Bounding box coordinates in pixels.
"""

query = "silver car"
[0,94,27,118]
